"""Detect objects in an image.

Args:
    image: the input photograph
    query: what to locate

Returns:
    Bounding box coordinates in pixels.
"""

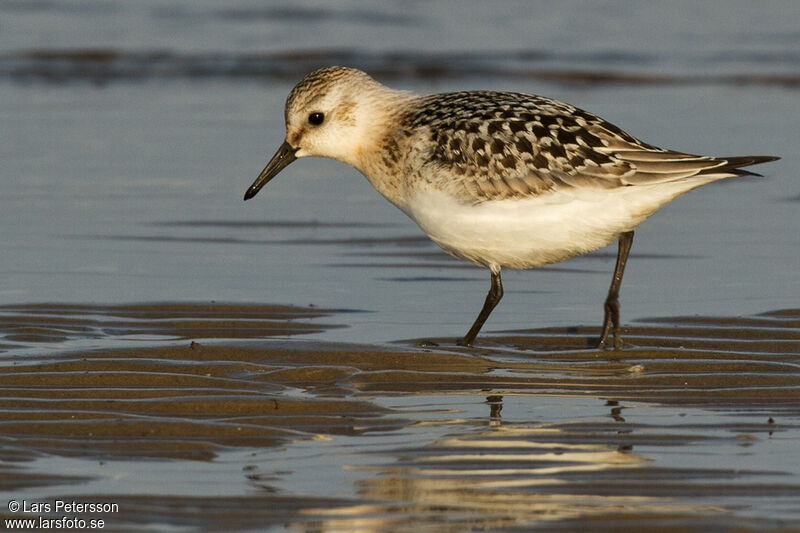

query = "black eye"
[308,112,325,126]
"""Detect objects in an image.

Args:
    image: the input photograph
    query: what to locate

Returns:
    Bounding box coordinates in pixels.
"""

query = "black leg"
[597,231,634,350]
[459,268,503,347]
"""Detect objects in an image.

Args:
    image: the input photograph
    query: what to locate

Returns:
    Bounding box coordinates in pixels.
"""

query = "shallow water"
[0,303,799,531]
[2,1,800,531]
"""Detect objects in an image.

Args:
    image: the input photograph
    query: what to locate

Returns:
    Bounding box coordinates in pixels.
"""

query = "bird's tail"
[698,155,780,178]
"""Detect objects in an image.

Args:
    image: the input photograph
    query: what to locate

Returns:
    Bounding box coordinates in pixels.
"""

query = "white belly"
[403,182,710,269]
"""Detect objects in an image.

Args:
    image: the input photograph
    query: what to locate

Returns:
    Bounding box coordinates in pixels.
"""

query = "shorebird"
[244,66,778,348]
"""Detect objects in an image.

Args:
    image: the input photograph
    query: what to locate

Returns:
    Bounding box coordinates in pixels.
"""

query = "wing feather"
[407,91,778,203]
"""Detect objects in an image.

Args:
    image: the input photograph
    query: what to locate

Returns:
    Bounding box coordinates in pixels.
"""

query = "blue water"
[1,2,799,530]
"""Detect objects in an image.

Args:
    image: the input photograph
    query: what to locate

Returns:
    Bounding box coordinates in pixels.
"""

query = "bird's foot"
[417,339,440,348]
[595,330,623,351]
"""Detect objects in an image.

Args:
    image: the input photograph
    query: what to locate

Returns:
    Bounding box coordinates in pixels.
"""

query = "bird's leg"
[459,268,503,347]
[597,231,634,350]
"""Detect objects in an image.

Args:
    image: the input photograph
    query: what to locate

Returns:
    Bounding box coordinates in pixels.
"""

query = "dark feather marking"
[515,137,533,154]
[490,138,505,155]
[509,120,527,134]
[549,143,567,159]
[487,120,505,135]
[401,89,779,203]
[532,153,549,169]
[531,125,549,139]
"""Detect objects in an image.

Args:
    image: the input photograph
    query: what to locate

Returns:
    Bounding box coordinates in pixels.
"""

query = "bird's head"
[244,66,394,201]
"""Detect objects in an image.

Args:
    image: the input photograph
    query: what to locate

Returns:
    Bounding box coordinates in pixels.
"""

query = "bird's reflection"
[293,398,722,532]
[486,394,503,420]
[606,399,626,423]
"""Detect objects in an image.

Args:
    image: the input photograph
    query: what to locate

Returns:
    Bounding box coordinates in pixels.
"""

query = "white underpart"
[274,68,771,275]
[405,177,720,270]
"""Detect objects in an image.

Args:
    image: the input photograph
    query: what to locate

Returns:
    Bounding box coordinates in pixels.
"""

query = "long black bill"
[243,141,299,201]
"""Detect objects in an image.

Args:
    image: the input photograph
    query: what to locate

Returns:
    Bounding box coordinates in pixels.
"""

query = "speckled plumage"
[393,89,770,204]
[244,66,779,348]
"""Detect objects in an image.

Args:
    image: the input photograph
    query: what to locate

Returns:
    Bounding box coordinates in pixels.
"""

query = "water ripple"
[3,48,799,86]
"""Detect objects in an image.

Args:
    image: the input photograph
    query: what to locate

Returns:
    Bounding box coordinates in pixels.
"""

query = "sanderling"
[244,66,778,349]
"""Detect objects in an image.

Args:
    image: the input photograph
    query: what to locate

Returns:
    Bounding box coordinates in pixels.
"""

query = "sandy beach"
[1,303,798,530]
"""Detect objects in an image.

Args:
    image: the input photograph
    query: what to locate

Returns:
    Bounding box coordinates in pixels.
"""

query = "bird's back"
[397,90,777,205]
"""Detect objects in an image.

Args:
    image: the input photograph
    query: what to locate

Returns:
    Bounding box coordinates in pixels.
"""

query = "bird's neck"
[348,90,420,210]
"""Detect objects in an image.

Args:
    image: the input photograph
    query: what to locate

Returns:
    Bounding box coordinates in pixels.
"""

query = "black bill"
[243,141,299,200]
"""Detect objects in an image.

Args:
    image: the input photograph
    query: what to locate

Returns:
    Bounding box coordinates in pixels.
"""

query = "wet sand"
[1,303,798,531]
[3,2,799,531]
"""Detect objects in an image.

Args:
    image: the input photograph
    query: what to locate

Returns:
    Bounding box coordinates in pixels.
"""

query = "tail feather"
[698,155,781,178]
[616,150,780,185]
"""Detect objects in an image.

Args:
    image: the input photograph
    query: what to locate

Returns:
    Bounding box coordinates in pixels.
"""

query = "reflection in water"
[607,399,626,423]
[485,394,503,420]
[294,419,726,532]
[1,305,797,530]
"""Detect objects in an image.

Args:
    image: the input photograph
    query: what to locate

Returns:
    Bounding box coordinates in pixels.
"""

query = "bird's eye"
[308,112,325,126]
